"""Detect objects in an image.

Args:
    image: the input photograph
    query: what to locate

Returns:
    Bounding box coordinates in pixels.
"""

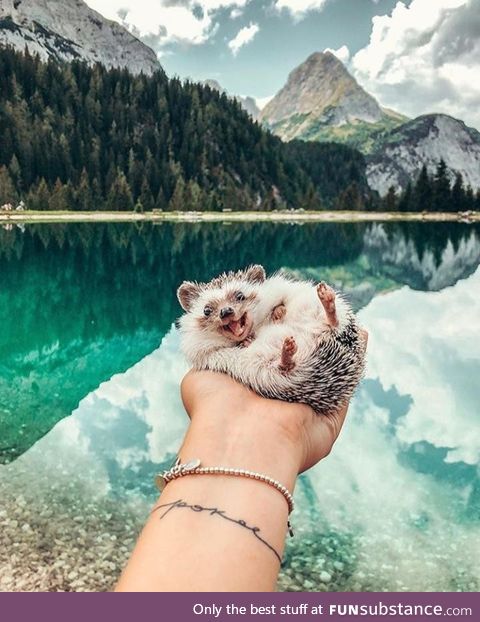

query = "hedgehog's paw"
[317,282,339,328]
[317,281,335,305]
[271,303,286,323]
[280,336,297,373]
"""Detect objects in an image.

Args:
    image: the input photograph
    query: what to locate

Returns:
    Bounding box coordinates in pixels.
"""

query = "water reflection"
[0,221,479,591]
[1,221,479,463]
[296,267,480,591]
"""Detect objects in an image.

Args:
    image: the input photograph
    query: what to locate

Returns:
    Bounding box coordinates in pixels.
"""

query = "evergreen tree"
[27,178,50,211]
[384,186,397,212]
[8,155,22,193]
[433,159,451,212]
[335,182,364,211]
[155,187,167,211]
[398,182,413,212]
[0,166,17,204]
[169,176,186,211]
[465,186,474,209]
[107,170,134,211]
[75,169,93,212]
[184,180,203,211]
[413,166,433,212]
[138,177,154,212]
[261,188,280,211]
[49,179,70,211]
[451,173,465,212]
[391,166,478,214]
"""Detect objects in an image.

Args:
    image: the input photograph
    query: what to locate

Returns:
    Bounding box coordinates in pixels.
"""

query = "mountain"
[0,46,372,214]
[203,79,260,120]
[366,114,480,196]
[261,52,480,201]
[260,51,406,149]
[0,0,160,75]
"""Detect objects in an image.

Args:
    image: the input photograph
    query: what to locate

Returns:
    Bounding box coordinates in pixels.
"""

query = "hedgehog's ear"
[244,264,266,284]
[177,281,202,311]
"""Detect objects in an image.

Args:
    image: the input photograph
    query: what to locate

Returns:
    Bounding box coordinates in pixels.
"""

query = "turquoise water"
[0,221,479,591]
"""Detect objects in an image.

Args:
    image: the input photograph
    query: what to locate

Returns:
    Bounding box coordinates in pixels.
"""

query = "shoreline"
[1,210,479,224]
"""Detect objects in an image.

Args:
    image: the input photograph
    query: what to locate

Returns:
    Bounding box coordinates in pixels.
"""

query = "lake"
[0,220,479,592]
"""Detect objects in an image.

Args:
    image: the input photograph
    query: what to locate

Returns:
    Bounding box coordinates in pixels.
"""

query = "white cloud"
[85,1,251,49]
[358,265,480,466]
[352,0,480,129]
[324,44,350,63]
[200,0,249,9]
[230,7,243,19]
[85,327,189,463]
[275,0,329,20]
[228,22,260,55]
[86,1,211,46]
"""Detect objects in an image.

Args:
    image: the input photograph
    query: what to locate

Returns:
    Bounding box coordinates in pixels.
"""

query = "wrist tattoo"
[152,498,282,563]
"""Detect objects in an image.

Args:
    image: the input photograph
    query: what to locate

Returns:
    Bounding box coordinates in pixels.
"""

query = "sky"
[85,0,480,129]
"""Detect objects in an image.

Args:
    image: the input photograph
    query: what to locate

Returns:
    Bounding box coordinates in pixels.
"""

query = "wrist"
[179,405,304,491]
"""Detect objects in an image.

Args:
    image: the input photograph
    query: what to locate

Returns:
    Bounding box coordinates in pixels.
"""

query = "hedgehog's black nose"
[220,307,234,319]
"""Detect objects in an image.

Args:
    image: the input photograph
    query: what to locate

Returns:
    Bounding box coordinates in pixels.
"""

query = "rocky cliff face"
[260,51,404,143]
[0,0,160,74]
[366,114,480,196]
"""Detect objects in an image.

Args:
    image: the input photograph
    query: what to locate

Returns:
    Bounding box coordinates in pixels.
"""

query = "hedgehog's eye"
[235,292,246,302]
[203,306,212,317]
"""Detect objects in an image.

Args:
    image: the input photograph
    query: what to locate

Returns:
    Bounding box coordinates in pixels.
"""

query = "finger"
[359,327,369,348]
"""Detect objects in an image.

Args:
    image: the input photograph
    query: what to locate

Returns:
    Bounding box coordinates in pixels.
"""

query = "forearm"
[115,409,301,592]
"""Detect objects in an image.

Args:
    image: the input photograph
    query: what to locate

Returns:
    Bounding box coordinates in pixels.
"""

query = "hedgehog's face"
[177,265,266,343]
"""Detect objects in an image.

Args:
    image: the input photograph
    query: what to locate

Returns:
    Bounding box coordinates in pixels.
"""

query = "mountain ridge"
[0,0,160,74]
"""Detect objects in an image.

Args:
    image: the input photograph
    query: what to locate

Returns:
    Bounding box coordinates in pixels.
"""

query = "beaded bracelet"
[155,457,295,536]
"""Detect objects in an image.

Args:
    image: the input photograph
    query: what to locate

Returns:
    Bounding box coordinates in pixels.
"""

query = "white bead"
[160,462,294,516]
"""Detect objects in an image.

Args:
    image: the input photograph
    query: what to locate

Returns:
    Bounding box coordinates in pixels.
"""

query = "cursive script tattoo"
[152,498,282,563]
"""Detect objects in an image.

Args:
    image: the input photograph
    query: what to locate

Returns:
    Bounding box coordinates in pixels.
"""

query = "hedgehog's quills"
[176,265,366,415]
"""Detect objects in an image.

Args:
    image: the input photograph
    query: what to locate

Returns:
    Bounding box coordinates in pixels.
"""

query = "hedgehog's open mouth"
[222,311,252,342]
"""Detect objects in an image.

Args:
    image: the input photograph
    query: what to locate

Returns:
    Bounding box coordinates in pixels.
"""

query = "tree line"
[382,160,480,212]
[0,46,372,212]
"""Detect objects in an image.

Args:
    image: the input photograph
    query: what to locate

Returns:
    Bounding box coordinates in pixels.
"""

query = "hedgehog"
[176,265,366,415]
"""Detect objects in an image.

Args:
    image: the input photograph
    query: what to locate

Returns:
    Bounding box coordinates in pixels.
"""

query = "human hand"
[180,329,367,480]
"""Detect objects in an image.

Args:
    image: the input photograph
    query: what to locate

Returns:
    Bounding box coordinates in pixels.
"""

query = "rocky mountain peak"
[0,0,161,75]
[260,51,385,131]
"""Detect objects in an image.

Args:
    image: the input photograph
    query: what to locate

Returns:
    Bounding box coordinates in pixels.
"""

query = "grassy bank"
[1,210,479,224]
